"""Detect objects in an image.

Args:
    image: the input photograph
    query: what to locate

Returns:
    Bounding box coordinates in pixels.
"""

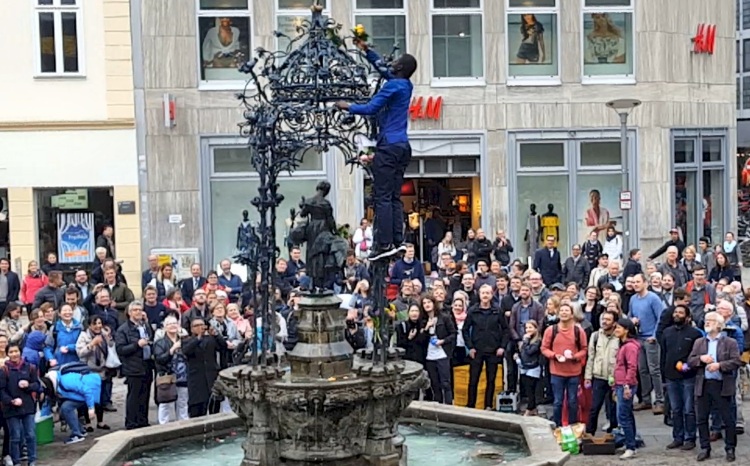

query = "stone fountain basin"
[76,403,568,466]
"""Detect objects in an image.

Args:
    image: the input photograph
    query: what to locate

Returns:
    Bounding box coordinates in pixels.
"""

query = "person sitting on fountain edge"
[336,39,417,261]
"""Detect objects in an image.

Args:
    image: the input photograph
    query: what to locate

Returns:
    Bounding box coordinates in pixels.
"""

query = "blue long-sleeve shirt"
[628,291,664,338]
[390,258,425,289]
[349,49,412,145]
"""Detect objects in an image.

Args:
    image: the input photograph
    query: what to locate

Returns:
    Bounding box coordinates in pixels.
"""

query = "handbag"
[155,374,178,404]
[104,346,121,369]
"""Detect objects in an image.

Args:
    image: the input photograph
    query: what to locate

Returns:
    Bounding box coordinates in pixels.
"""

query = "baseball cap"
[550,283,565,291]
[669,228,679,234]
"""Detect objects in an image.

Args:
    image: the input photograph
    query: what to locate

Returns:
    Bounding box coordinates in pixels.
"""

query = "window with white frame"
[581,0,634,81]
[431,0,484,81]
[277,0,329,52]
[506,0,558,83]
[197,0,251,85]
[34,0,83,76]
[354,0,407,57]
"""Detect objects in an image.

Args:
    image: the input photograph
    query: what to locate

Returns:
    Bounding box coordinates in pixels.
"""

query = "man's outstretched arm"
[336,81,397,116]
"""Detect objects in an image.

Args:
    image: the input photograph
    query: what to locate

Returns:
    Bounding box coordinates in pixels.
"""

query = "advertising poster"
[583,12,633,76]
[57,212,95,263]
[577,175,623,244]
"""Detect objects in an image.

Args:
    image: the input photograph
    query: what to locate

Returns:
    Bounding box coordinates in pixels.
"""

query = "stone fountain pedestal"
[216,293,428,466]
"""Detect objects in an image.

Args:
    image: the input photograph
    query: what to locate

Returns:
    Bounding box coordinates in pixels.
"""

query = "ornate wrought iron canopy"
[234,1,400,367]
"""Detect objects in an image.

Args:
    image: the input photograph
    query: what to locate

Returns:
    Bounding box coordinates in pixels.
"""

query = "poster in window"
[507,14,558,77]
[576,175,623,245]
[57,212,95,263]
[583,12,633,76]
[199,16,250,81]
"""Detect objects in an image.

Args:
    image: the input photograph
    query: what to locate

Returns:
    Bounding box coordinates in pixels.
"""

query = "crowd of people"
[0,223,745,465]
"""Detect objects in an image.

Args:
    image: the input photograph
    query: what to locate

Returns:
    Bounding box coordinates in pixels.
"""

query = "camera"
[346,319,357,330]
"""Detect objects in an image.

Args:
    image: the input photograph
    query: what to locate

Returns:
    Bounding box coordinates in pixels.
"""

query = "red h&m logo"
[692,23,716,55]
[409,96,443,121]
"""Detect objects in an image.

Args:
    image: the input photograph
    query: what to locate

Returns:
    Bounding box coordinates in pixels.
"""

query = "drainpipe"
[130,0,150,269]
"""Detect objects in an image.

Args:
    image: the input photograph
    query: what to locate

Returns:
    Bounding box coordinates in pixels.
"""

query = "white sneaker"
[3,455,12,466]
[619,449,636,460]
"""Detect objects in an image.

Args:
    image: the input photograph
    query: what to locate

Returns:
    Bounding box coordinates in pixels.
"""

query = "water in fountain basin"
[122,423,527,466]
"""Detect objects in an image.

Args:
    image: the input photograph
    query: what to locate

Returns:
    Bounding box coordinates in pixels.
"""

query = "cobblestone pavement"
[36,378,156,466]
[566,403,750,466]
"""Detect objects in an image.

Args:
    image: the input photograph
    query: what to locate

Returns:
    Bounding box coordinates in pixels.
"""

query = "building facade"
[136,0,736,268]
[0,0,140,284]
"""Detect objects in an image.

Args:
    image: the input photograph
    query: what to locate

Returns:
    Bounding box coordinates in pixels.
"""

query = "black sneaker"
[726,449,736,462]
[681,441,696,451]
[666,440,683,449]
[696,450,711,462]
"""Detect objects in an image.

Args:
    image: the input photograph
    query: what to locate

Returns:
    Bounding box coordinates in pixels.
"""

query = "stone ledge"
[74,404,568,466]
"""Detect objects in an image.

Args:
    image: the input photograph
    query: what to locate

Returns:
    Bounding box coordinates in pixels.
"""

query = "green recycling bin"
[35,415,54,445]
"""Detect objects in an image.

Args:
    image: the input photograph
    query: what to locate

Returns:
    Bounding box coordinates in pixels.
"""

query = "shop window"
[580,141,620,166]
[210,179,320,265]
[672,132,727,245]
[519,143,565,168]
[744,0,750,30]
[581,0,634,81]
[702,138,723,163]
[745,39,750,72]
[673,139,695,164]
[431,0,484,80]
[405,159,420,174]
[739,78,742,111]
[35,188,114,269]
[506,0,558,82]
[423,158,449,173]
[213,147,323,173]
[744,76,750,109]
[516,175,569,257]
[354,0,407,57]
[198,1,251,85]
[34,0,82,76]
[452,158,478,173]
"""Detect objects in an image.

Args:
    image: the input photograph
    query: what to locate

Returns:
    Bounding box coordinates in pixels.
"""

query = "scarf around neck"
[724,241,737,253]
[453,309,468,324]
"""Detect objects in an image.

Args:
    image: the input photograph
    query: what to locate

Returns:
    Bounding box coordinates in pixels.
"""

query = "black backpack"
[551,324,583,351]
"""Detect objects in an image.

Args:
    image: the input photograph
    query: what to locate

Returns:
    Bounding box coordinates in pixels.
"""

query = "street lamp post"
[606,98,641,254]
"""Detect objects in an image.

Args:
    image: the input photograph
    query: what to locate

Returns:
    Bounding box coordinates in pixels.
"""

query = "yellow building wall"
[113,186,141,296]
[7,188,36,278]
[104,0,135,121]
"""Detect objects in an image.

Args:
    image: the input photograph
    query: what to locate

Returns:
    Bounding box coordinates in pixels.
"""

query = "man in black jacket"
[533,235,562,286]
[660,304,702,451]
[115,301,155,430]
[462,284,509,409]
[623,248,643,279]
[649,228,686,260]
[471,229,494,268]
[0,258,20,317]
[492,230,514,266]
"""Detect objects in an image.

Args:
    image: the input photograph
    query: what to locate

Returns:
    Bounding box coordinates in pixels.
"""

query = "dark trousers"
[520,375,539,410]
[505,344,519,393]
[587,378,617,434]
[450,349,469,396]
[666,378,696,443]
[426,358,453,405]
[370,142,411,246]
[0,409,9,457]
[189,402,209,419]
[551,375,579,427]
[467,352,499,409]
[696,380,736,452]
[125,372,153,430]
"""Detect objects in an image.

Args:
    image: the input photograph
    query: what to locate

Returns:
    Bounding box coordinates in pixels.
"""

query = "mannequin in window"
[524,203,541,259]
[540,204,560,248]
[237,210,252,252]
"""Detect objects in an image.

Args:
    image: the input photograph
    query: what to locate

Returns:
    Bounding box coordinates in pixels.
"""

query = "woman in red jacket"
[613,318,641,460]
[19,261,48,308]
